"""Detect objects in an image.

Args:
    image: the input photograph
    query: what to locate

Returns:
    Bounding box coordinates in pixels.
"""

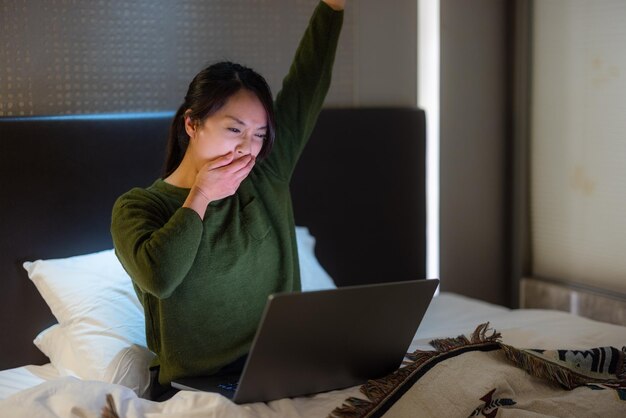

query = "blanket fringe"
[330,360,428,418]
[471,322,502,344]
[429,335,470,352]
[100,393,120,418]
[500,344,626,390]
[330,396,376,418]
[501,344,582,389]
[430,322,501,352]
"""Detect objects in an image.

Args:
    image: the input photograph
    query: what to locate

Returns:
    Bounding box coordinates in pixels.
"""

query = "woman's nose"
[235,136,251,155]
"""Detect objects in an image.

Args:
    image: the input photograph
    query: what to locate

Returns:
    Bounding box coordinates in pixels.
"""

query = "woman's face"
[185,88,268,167]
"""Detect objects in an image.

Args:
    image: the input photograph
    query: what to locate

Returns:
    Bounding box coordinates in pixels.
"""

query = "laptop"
[171,278,439,404]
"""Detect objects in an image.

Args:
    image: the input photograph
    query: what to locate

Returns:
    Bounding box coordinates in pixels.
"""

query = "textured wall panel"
[0,0,354,116]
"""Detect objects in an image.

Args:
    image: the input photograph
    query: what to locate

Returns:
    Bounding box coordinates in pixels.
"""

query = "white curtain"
[531,0,626,294]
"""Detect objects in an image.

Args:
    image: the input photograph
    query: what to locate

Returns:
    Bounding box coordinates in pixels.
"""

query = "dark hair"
[164,61,276,177]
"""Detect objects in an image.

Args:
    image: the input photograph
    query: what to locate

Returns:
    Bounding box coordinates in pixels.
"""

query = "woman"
[111,0,345,400]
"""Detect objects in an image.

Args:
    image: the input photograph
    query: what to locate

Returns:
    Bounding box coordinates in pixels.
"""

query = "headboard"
[0,108,426,370]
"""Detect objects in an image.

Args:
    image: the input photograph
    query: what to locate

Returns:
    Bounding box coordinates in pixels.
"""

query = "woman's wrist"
[194,187,211,202]
[183,187,211,220]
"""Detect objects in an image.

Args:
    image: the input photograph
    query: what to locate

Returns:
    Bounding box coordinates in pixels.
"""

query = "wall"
[439,0,509,305]
[0,0,417,115]
[531,0,626,295]
[521,0,626,319]
[354,0,417,106]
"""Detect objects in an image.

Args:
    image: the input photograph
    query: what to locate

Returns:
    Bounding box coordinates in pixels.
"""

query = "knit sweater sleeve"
[262,1,343,180]
[111,189,204,299]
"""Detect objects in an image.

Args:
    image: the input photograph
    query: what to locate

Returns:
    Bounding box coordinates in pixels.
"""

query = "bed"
[1,108,625,417]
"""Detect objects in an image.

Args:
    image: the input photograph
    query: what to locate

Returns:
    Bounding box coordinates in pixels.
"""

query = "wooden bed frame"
[0,108,426,370]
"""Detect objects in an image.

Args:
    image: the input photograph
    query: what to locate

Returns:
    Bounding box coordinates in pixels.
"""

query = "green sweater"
[111,2,343,385]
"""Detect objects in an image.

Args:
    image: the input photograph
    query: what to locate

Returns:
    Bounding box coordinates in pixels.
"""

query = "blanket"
[330,323,626,418]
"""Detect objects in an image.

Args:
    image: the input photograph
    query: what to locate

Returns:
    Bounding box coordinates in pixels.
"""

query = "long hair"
[164,62,276,177]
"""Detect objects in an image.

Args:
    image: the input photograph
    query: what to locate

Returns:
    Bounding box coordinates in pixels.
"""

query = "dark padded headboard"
[0,107,425,370]
[291,108,426,286]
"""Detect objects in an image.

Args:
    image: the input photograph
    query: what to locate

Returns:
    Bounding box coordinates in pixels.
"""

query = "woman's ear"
[183,110,196,139]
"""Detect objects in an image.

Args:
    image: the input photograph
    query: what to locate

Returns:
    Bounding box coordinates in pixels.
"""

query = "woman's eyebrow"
[225,115,267,130]
[225,115,245,125]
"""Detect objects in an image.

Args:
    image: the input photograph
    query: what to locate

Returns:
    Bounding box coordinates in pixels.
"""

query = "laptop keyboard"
[218,382,239,392]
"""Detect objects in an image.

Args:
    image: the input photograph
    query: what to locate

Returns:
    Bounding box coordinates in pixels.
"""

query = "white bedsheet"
[0,364,60,400]
[1,292,625,417]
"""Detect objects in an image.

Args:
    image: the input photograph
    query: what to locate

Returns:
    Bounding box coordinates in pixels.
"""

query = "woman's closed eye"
[228,127,265,140]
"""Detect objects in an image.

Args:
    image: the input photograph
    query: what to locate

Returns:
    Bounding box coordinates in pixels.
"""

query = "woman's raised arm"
[262,1,345,180]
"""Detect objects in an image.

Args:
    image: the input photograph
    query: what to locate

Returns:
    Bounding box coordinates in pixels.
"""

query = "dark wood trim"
[506,0,533,308]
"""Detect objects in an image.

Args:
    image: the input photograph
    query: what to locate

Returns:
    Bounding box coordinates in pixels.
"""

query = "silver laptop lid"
[233,278,439,404]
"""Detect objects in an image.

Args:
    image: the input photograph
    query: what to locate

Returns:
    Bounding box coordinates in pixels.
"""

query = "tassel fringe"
[500,344,626,390]
[429,322,501,352]
[501,344,583,390]
[100,393,120,418]
[471,322,502,344]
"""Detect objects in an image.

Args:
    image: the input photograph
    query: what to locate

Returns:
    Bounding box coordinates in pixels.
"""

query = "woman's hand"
[183,152,256,219]
[196,152,256,201]
[322,0,345,11]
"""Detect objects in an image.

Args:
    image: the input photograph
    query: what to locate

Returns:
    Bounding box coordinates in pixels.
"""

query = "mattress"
[1,292,625,418]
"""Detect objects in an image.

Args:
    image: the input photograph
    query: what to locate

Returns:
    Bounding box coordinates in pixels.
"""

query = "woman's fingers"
[233,154,256,175]
[225,154,254,174]
[205,151,235,170]
[194,153,256,202]
[204,153,253,174]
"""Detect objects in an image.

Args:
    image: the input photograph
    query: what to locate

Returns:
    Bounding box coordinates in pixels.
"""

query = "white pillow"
[24,249,154,396]
[295,226,336,291]
[34,324,153,397]
[25,228,334,397]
